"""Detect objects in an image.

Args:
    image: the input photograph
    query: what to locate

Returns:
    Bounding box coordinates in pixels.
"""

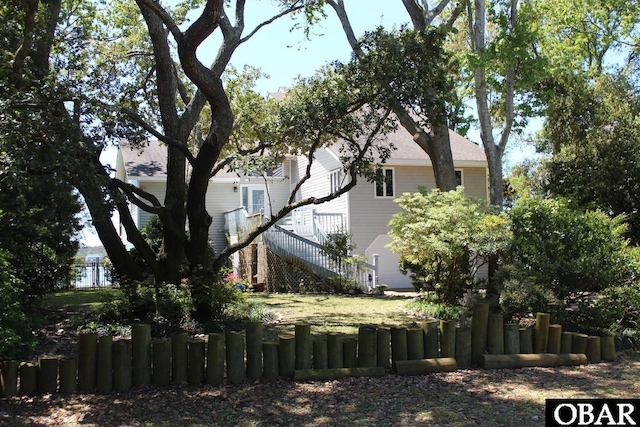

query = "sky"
[81,0,539,246]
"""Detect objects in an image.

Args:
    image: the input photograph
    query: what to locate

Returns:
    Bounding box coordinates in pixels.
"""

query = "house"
[116,125,487,291]
[293,127,488,289]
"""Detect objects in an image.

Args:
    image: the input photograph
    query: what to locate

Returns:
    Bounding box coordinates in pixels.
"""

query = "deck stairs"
[224,207,377,289]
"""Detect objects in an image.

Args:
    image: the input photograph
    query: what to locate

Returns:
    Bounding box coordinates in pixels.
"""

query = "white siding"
[297,150,349,220]
[136,181,166,229]
[348,165,488,285]
[207,177,291,253]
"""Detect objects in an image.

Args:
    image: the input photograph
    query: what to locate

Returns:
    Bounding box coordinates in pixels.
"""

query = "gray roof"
[345,126,487,164]
[119,140,168,178]
[119,140,270,179]
[120,125,486,179]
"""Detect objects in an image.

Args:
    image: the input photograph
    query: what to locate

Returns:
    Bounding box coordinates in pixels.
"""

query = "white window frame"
[455,169,464,187]
[329,169,342,193]
[375,167,395,198]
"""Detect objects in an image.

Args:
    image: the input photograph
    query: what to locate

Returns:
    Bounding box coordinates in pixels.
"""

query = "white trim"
[374,167,395,198]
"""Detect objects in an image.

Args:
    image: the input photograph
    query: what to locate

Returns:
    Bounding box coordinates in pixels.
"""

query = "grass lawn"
[40,287,122,312]
[39,289,421,340]
[249,293,422,341]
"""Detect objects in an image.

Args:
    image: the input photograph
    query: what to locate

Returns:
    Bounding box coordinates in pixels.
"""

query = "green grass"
[41,288,123,312]
[248,293,421,341]
[40,289,422,340]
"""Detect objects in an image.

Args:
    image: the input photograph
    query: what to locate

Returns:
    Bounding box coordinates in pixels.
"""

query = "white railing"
[224,207,262,237]
[226,206,377,290]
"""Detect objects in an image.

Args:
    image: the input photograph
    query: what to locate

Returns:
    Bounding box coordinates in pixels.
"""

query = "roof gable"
[368,127,486,165]
[119,140,168,178]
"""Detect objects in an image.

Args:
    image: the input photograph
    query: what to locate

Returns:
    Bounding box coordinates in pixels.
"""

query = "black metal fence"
[71,262,113,288]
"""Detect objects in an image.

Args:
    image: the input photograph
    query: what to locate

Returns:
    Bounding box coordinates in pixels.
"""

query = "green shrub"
[0,250,39,360]
[496,263,562,322]
[507,196,631,303]
[389,188,510,305]
[405,293,463,322]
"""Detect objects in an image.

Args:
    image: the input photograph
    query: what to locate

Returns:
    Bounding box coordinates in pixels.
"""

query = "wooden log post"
[487,314,504,355]
[357,326,377,368]
[390,326,408,363]
[503,324,520,355]
[112,339,132,392]
[19,362,37,396]
[226,332,245,385]
[131,324,151,387]
[171,332,188,384]
[294,367,385,382]
[423,320,440,359]
[520,328,533,354]
[601,336,616,361]
[572,333,589,354]
[561,332,574,354]
[377,327,391,369]
[188,338,206,386]
[313,340,328,370]
[278,334,296,378]
[246,321,263,381]
[343,338,358,368]
[78,331,98,392]
[97,335,113,393]
[263,341,279,381]
[58,358,77,394]
[1,360,19,397]
[533,313,550,354]
[482,353,588,369]
[407,326,424,360]
[586,336,601,363]
[37,357,58,394]
[471,303,489,366]
[206,333,225,386]
[547,324,562,354]
[327,333,343,369]
[394,357,457,376]
[152,338,171,387]
[295,323,312,370]
[439,321,456,358]
[455,326,471,369]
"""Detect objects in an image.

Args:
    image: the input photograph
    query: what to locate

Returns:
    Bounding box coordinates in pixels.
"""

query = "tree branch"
[112,178,165,215]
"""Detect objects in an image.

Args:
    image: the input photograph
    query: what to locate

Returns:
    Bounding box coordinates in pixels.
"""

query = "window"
[455,170,463,187]
[329,169,342,193]
[375,168,394,198]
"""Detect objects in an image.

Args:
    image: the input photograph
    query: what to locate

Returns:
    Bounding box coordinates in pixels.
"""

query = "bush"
[389,188,510,305]
[496,263,562,322]
[507,196,631,303]
[405,293,463,322]
[0,250,39,360]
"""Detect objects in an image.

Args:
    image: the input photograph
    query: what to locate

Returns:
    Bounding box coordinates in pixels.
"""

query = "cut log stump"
[394,357,457,376]
[481,353,587,369]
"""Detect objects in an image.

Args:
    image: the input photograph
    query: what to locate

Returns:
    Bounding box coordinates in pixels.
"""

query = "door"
[242,185,268,216]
